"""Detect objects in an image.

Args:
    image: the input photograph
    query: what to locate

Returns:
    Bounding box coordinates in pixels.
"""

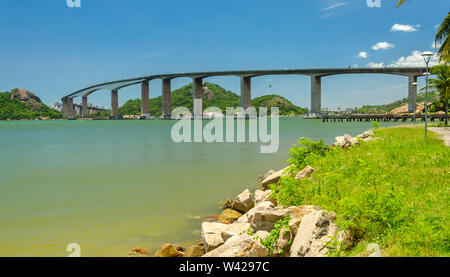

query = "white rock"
[201,222,251,252]
[287,205,321,235]
[367,243,382,257]
[260,166,291,190]
[203,233,269,257]
[290,210,346,257]
[254,189,273,205]
[249,201,290,232]
[233,189,254,213]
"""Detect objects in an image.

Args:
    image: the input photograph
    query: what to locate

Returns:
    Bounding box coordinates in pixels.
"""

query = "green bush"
[287,138,329,171]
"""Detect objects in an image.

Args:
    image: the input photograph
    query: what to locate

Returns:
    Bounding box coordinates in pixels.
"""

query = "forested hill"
[119,82,308,116]
[0,89,62,120]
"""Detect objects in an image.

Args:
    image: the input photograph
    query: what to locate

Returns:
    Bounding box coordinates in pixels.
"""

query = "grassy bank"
[271,127,449,257]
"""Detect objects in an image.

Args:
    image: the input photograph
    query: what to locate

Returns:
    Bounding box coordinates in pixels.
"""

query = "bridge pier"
[311,75,322,115]
[240,76,252,109]
[62,98,68,118]
[193,77,203,119]
[141,80,150,117]
[111,90,119,119]
[82,96,88,118]
[408,75,418,113]
[67,98,75,119]
[162,78,171,119]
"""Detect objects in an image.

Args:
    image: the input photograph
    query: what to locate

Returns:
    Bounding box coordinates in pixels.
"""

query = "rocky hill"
[0,89,63,120]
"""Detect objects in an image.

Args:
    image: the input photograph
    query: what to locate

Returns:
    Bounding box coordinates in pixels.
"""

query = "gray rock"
[248,201,290,232]
[203,233,269,257]
[260,166,291,190]
[367,243,382,257]
[357,130,374,139]
[257,170,275,191]
[290,210,346,257]
[295,165,314,180]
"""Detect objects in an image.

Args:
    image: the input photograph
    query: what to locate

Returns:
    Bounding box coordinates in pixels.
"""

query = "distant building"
[51,102,63,112]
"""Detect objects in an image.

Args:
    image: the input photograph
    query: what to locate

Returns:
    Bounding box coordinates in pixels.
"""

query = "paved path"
[429,127,450,147]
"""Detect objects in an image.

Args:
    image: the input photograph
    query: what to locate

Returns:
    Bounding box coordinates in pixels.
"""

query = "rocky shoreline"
[130,130,380,258]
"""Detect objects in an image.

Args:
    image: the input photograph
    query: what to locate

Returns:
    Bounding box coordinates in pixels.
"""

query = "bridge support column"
[62,98,68,118]
[141,80,150,117]
[66,98,75,119]
[82,96,88,118]
[240,76,251,109]
[408,75,418,113]
[162,78,171,119]
[311,75,322,115]
[111,90,119,119]
[193,77,203,119]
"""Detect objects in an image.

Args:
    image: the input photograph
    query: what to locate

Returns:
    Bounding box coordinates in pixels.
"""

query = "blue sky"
[0,0,448,109]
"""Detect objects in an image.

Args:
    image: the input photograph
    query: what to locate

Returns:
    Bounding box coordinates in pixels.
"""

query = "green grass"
[271,127,450,257]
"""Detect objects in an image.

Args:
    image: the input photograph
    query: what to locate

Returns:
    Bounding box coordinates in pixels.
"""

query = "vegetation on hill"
[119,82,307,117]
[0,89,62,120]
[271,127,450,256]
[356,90,439,114]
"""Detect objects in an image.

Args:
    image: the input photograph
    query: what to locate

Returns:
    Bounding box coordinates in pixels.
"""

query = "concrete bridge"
[62,67,426,119]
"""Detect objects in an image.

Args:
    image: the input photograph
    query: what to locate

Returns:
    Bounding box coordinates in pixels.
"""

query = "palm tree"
[435,12,450,63]
[422,64,450,125]
[396,2,449,63]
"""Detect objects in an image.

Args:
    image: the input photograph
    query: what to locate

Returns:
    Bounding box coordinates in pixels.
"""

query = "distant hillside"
[0,89,63,120]
[356,91,439,114]
[119,82,307,116]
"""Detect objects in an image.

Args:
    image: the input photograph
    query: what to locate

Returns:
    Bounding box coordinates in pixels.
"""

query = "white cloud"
[372,42,395,50]
[388,50,439,67]
[321,2,348,11]
[367,62,384,68]
[391,23,418,32]
[431,41,443,49]
[358,51,368,58]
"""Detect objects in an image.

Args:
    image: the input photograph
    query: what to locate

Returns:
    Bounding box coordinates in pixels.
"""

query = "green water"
[0,118,401,257]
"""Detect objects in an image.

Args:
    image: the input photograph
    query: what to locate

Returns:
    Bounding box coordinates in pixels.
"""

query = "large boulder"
[290,210,346,257]
[218,209,242,224]
[254,189,275,206]
[259,166,291,190]
[248,201,290,232]
[201,222,251,252]
[233,189,254,213]
[257,170,275,191]
[295,166,314,180]
[332,134,353,148]
[184,245,205,257]
[288,205,321,235]
[202,233,268,257]
[357,130,374,139]
[154,244,184,257]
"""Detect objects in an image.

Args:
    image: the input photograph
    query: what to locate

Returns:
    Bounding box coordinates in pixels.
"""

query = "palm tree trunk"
[446,86,449,125]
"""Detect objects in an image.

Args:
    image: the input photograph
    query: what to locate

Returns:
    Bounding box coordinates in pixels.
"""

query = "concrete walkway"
[429,127,450,147]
